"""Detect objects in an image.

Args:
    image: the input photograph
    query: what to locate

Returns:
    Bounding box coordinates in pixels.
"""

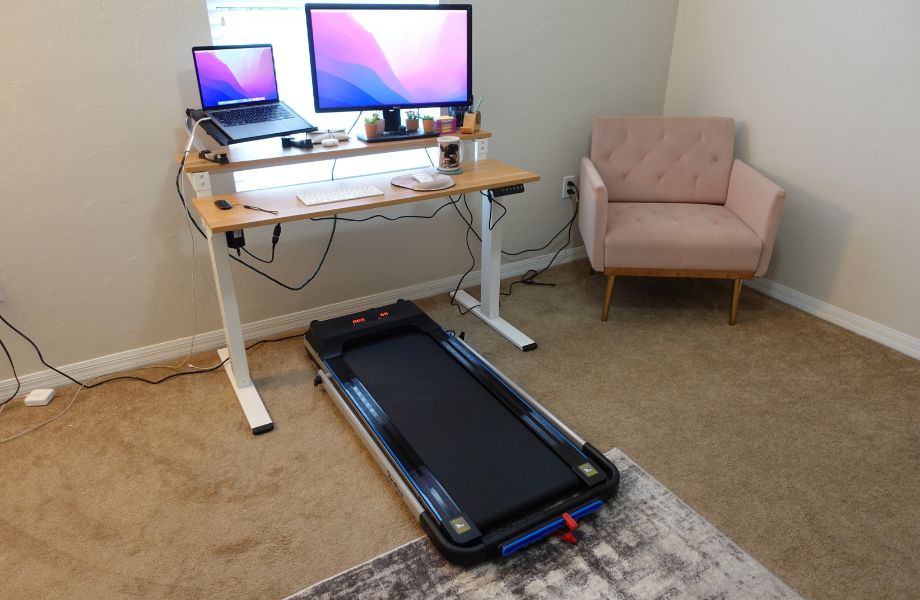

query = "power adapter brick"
[24,388,55,407]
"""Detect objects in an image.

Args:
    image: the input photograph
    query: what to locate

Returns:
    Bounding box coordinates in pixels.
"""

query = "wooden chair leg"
[601,275,616,321]
[729,278,742,325]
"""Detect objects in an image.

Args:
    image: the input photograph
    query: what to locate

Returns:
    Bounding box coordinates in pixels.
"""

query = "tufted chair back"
[590,117,735,204]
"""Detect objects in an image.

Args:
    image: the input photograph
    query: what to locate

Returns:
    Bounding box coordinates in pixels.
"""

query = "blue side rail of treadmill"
[500,500,604,557]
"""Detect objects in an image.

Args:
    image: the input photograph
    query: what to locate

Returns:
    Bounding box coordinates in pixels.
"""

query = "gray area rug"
[289,449,801,599]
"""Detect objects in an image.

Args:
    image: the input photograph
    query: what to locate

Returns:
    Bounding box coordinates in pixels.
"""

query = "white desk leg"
[451,193,537,351]
[206,229,273,434]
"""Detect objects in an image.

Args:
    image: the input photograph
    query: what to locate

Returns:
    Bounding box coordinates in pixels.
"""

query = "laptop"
[192,44,316,143]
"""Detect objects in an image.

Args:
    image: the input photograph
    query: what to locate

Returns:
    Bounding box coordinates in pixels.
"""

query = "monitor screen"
[305,4,472,112]
[192,45,280,109]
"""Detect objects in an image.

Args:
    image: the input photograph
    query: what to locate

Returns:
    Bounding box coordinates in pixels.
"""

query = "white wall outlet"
[562,175,576,199]
[189,172,211,194]
[476,138,488,155]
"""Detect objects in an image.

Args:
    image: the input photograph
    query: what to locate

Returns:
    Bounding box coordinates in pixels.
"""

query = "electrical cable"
[346,111,363,135]
[481,190,508,231]
[175,125,338,293]
[331,111,365,182]
[0,332,304,445]
[501,182,579,297]
[0,335,21,405]
[228,216,337,291]
[242,246,276,264]
[156,116,229,372]
[310,195,460,224]
[241,224,283,264]
[0,308,305,392]
[0,386,84,444]
[446,194,481,315]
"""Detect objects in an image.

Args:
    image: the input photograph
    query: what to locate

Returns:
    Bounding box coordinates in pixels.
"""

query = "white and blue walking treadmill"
[305,300,619,564]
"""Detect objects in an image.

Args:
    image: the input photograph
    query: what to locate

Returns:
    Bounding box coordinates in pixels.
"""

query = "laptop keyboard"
[212,104,292,127]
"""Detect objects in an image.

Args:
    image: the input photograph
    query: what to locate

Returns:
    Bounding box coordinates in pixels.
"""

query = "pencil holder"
[461,111,481,134]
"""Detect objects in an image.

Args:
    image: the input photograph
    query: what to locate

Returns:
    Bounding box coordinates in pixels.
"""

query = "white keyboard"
[297,184,384,206]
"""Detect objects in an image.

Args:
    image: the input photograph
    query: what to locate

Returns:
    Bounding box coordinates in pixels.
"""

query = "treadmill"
[305,300,619,564]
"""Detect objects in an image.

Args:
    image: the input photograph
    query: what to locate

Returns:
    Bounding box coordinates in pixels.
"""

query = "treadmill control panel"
[307,300,442,359]
[352,310,390,326]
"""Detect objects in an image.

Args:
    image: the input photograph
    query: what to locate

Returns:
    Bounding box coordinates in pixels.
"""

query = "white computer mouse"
[321,138,340,147]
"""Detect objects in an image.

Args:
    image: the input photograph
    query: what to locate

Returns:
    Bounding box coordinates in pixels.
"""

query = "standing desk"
[184,132,540,434]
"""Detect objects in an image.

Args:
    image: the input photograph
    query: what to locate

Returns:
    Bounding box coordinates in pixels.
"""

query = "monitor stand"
[358,108,439,143]
[359,130,439,143]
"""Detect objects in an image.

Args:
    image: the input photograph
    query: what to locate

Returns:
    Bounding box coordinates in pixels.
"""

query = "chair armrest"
[725,159,786,277]
[578,157,609,272]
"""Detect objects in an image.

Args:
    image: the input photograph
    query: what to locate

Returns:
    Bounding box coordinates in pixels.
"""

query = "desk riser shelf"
[183,131,492,174]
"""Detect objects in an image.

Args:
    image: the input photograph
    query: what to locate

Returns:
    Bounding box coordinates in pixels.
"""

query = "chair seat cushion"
[604,203,762,272]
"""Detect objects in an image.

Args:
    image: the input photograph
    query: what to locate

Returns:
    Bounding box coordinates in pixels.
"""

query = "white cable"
[169,118,211,370]
[0,385,84,444]
[139,117,211,373]
[184,116,211,154]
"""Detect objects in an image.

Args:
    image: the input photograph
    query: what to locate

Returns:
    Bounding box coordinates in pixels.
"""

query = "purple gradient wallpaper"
[308,9,469,109]
[194,47,279,108]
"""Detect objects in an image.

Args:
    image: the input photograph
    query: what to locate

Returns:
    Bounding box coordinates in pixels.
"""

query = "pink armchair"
[579,116,785,325]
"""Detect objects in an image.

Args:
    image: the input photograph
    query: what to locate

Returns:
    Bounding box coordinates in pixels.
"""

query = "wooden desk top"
[183,130,492,174]
[191,159,540,233]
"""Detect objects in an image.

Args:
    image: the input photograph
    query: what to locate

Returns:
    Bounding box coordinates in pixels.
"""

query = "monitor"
[305,4,472,133]
[192,44,281,109]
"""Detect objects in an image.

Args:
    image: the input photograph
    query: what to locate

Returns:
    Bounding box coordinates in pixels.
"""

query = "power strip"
[489,184,525,197]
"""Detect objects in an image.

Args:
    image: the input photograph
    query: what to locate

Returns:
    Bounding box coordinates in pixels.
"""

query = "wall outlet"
[476,138,488,155]
[189,172,211,194]
[562,175,576,199]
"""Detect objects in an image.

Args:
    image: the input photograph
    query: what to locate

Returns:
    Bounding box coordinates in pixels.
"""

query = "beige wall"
[0,1,679,381]
[665,0,920,338]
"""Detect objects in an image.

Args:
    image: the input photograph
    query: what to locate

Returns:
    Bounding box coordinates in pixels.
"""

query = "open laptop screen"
[193,45,280,109]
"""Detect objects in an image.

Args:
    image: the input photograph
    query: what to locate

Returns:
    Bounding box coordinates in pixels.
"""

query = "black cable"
[229,215,337,291]
[0,335,21,403]
[330,112,364,181]
[346,111,363,135]
[177,153,208,241]
[177,151,338,291]
[481,190,508,231]
[447,194,481,315]
[310,195,460,224]
[241,224,282,264]
[83,333,303,388]
[501,183,579,297]
[0,307,304,390]
[242,246,276,264]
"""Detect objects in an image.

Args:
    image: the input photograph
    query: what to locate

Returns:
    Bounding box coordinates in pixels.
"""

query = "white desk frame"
[186,133,536,435]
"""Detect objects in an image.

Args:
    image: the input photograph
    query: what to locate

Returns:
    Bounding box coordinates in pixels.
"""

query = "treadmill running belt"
[340,332,582,530]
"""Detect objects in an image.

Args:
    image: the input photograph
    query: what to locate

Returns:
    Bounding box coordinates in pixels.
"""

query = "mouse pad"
[390,172,456,191]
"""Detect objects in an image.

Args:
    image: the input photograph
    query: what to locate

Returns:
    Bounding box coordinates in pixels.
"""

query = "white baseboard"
[746,278,920,361]
[0,246,587,399]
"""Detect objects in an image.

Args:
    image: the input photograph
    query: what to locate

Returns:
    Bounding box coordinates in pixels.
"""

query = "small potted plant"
[421,114,435,134]
[363,113,380,138]
[405,110,420,132]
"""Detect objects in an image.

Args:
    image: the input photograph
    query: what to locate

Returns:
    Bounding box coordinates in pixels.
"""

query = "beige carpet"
[1,260,918,600]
